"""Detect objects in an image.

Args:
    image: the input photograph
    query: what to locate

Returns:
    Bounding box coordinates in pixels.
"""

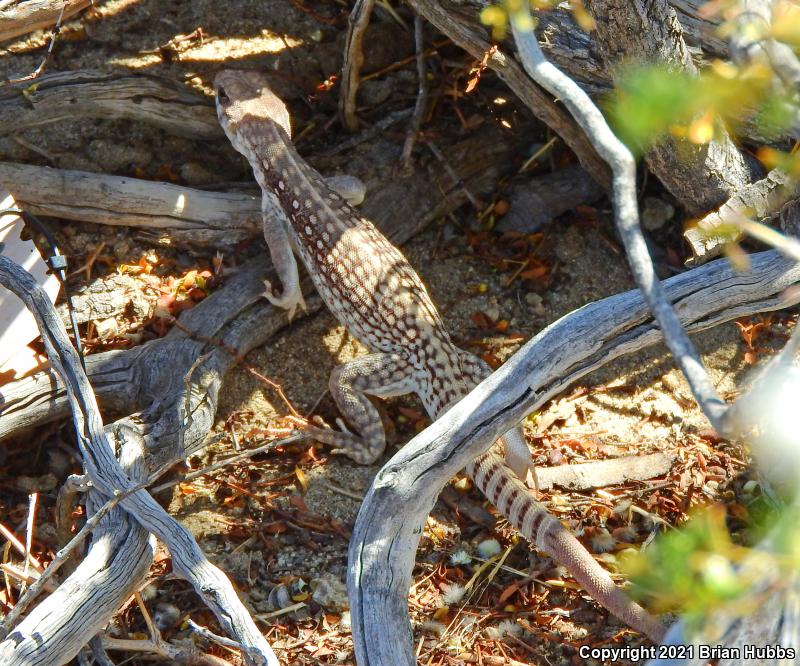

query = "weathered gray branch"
[0,428,155,666]
[0,70,220,139]
[348,249,800,665]
[0,161,261,247]
[0,0,91,43]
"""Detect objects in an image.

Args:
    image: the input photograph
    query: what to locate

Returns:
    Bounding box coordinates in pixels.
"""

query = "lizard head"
[214,70,292,144]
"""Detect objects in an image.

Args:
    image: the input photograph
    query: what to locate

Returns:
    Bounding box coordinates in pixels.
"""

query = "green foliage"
[606,67,698,151]
[606,61,794,154]
[624,507,749,621]
[624,500,800,630]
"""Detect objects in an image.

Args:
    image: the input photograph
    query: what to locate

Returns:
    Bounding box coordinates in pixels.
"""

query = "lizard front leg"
[323,174,365,206]
[261,189,306,319]
[302,353,417,465]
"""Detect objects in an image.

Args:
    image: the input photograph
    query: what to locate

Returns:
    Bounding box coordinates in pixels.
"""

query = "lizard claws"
[263,279,307,320]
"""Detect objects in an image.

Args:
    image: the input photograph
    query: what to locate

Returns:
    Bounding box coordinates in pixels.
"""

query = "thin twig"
[339,0,378,131]
[187,619,243,650]
[5,2,67,85]
[21,492,37,594]
[401,14,429,166]
[150,433,303,495]
[0,523,43,573]
[0,562,57,592]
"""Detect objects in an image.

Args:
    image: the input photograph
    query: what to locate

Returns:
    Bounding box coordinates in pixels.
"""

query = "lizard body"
[215,69,665,642]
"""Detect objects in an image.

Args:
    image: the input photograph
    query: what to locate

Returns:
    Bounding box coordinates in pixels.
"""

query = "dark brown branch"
[584,0,756,214]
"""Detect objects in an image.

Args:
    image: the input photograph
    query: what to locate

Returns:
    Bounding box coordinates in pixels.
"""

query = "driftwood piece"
[0,257,279,666]
[0,70,220,139]
[534,452,677,491]
[0,0,91,43]
[348,250,800,665]
[684,168,798,265]
[0,161,261,247]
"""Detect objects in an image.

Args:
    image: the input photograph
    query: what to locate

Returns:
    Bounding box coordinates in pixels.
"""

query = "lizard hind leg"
[500,426,538,489]
[302,353,417,465]
[457,350,536,484]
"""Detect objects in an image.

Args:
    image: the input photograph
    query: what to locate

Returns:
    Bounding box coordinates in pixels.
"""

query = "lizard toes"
[330,445,379,465]
[263,280,305,318]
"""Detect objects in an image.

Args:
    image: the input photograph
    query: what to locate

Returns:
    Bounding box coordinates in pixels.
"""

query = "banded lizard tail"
[215,69,666,642]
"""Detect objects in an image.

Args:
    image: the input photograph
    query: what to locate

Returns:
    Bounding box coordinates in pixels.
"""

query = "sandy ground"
[0,1,797,664]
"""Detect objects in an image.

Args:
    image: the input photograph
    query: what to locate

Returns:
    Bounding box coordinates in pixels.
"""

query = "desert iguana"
[215,69,666,642]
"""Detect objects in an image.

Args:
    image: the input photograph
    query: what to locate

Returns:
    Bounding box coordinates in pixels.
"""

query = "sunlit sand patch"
[107,53,166,68]
[109,32,302,68]
[176,33,303,61]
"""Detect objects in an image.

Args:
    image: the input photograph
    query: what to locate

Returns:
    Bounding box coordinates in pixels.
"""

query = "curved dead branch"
[348,249,800,665]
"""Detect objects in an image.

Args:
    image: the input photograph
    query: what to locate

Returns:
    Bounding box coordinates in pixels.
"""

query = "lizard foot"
[263,279,307,320]
[289,415,382,465]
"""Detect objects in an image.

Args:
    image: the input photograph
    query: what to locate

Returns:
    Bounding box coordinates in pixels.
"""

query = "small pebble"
[641,196,675,231]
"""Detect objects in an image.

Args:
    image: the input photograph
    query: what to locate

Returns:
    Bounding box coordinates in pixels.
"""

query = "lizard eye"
[216,86,230,106]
